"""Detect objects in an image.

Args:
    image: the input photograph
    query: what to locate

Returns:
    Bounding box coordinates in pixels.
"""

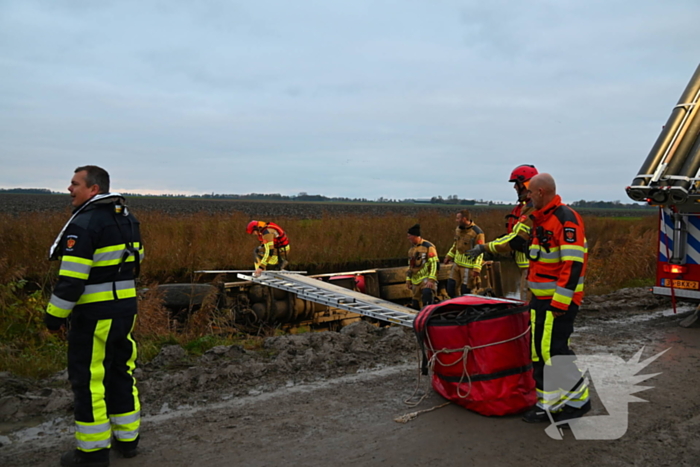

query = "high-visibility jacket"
[47,196,144,320]
[487,200,534,269]
[47,194,143,453]
[526,195,587,311]
[406,239,439,285]
[446,224,485,269]
[255,222,290,268]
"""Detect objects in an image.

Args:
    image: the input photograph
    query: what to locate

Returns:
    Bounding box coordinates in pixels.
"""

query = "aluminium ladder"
[237,271,418,327]
[237,271,524,328]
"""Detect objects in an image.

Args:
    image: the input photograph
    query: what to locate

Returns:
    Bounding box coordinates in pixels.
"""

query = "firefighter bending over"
[406,224,439,310]
[443,209,485,298]
[467,164,538,300]
[520,173,591,424]
[246,220,290,277]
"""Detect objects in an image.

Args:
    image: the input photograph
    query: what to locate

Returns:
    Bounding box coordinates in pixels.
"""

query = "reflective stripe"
[59,256,93,279]
[552,278,585,306]
[560,245,586,262]
[111,410,140,442]
[528,281,557,297]
[541,311,554,365]
[90,320,111,423]
[513,222,531,235]
[76,281,136,305]
[409,258,439,284]
[529,246,561,263]
[113,429,139,441]
[76,420,111,435]
[48,294,76,317]
[76,420,111,451]
[93,243,142,267]
[76,438,111,452]
[452,251,483,269]
[515,251,529,269]
[535,389,564,412]
[111,410,140,426]
[530,309,538,362]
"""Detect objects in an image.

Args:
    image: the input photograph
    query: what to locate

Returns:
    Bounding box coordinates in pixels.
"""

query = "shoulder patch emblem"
[564,227,576,243]
[66,235,78,251]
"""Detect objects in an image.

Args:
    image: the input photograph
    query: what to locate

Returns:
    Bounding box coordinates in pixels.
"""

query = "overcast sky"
[2,1,699,203]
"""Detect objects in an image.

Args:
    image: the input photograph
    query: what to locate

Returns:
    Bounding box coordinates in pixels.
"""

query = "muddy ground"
[2,288,700,467]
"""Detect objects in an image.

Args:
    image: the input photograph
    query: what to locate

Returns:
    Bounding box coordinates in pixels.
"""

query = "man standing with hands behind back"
[45,166,143,466]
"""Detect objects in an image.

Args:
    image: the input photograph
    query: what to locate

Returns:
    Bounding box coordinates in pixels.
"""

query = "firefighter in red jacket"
[466,164,538,300]
[246,220,290,277]
[521,173,591,424]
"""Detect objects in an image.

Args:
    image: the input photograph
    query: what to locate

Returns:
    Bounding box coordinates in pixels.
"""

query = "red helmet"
[509,165,538,183]
[246,220,259,234]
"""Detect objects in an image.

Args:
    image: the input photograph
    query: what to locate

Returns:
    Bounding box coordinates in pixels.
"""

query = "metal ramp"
[237,271,418,327]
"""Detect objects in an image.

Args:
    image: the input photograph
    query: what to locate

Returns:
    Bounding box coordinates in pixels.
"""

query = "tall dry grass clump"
[584,215,657,294]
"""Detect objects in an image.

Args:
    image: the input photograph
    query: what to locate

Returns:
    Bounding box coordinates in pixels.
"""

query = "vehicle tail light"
[663,264,687,274]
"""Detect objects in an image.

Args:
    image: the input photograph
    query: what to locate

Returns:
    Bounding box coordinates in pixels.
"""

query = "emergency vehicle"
[627,63,700,302]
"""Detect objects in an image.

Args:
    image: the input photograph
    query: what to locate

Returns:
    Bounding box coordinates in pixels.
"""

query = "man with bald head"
[521,173,591,424]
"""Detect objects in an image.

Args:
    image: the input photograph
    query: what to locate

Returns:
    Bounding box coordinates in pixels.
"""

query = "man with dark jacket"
[45,166,143,467]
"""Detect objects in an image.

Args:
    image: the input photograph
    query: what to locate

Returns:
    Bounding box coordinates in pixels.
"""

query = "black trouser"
[68,313,140,452]
[445,279,469,298]
[529,298,589,411]
[410,287,435,310]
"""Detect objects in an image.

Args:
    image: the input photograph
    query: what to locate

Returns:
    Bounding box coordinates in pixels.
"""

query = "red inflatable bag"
[413,296,536,416]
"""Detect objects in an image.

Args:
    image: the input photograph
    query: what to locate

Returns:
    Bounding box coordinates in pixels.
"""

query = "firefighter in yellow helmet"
[443,209,485,297]
[406,224,439,310]
[246,220,290,277]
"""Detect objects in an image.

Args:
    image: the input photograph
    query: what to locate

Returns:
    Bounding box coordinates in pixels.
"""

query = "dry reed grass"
[0,208,657,292]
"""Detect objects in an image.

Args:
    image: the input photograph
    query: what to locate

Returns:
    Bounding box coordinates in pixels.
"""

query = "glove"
[44,313,67,331]
[466,244,486,259]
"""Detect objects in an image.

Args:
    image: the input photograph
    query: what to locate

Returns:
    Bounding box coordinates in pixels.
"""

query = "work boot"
[554,401,591,422]
[521,406,556,423]
[113,436,139,459]
[279,258,289,271]
[60,449,109,467]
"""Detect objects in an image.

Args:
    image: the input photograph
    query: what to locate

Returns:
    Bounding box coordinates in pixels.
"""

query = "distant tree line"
[570,200,652,209]
[0,187,650,208]
[0,188,56,194]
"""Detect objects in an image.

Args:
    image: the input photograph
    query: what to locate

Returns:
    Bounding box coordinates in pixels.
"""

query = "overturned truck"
[157,262,505,330]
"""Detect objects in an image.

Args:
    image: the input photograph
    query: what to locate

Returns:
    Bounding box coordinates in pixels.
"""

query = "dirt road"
[2,288,700,467]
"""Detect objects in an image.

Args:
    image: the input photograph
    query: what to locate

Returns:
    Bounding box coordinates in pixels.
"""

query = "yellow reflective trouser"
[68,314,140,452]
[529,298,589,412]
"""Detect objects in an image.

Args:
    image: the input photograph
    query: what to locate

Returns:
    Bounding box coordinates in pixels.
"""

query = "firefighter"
[246,220,290,277]
[443,210,485,297]
[466,164,538,300]
[45,166,143,466]
[520,173,591,423]
[406,224,439,310]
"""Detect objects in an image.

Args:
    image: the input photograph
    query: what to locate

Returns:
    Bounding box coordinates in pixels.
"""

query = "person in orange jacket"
[246,220,290,277]
[520,173,591,424]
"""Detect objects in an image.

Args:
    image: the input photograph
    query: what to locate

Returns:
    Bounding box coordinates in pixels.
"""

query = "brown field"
[0,194,657,293]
